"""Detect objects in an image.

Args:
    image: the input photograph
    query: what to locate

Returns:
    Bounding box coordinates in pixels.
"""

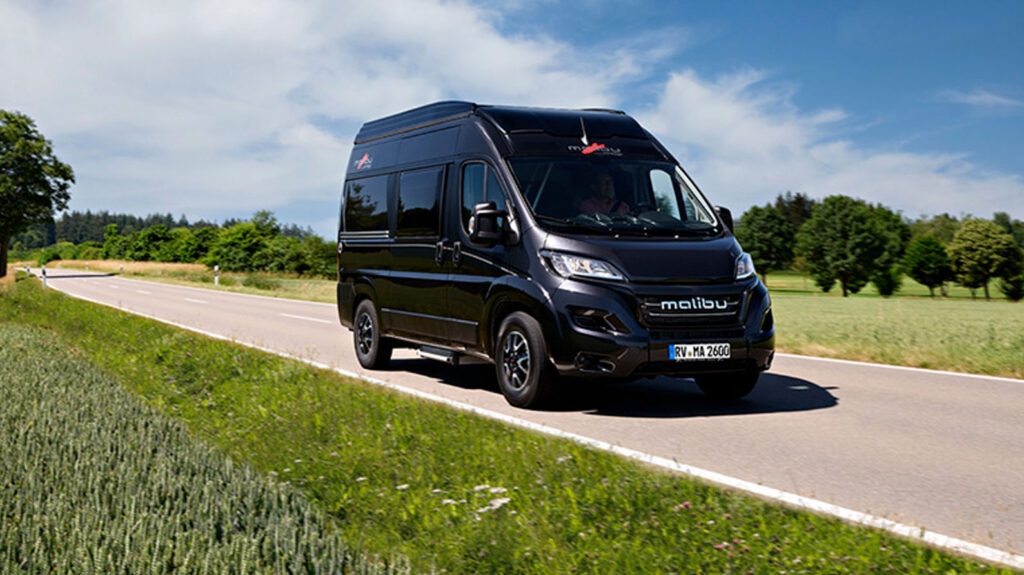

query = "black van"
[337,101,774,408]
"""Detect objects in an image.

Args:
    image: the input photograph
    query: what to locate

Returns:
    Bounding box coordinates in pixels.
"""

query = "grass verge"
[0,321,404,574]
[0,279,1013,573]
[772,293,1024,379]
[47,260,336,302]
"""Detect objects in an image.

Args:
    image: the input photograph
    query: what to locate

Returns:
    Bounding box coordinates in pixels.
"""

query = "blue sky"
[2,0,1022,238]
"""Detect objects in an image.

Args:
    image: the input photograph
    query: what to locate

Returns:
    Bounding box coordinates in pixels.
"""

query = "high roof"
[354,101,647,144]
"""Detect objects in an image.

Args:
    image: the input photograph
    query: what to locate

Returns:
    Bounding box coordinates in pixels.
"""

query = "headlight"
[736,252,756,280]
[542,251,624,281]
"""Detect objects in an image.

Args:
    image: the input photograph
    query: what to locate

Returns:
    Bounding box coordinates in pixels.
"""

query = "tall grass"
[0,279,1011,573]
[0,322,405,574]
[773,293,1024,378]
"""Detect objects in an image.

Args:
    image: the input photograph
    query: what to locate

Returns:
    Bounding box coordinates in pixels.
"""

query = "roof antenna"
[579,117,589,146]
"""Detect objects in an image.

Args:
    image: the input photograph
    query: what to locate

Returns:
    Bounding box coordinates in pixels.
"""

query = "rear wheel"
[495,312,555,408]
[354,299,392,369]
[695,371,760,400]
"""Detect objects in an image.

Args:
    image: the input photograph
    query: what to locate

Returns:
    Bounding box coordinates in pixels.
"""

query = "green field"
[1,276,1013,574]
[0,320,401,574]
[773,293,1024,378]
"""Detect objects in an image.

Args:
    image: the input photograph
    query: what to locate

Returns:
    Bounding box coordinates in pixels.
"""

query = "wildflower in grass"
[489,487,507,494]
[473,484,490,492]
[476,497,512,513]
[441,499,459,505]
[396,484,409,490]
[431,488,444,494]
[556,455,573,463]
[355,476,367,482]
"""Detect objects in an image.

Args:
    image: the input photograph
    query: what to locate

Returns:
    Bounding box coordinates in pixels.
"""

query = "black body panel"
[338,101,774,383]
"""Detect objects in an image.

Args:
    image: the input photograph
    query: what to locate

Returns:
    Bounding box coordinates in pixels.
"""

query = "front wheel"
[495,312,556,408]
[695,371,760,400]
[354,299,392,369]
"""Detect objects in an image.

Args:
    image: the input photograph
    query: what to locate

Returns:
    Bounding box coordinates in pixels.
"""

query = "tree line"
[9,209,318,250]
[736,192,1024,301]
[14,210,337,279]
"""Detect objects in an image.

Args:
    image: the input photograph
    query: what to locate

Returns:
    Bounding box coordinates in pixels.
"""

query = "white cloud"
[941,89,1024,110]
[1,1,1022,238]
[640,69,1024,219]
[0,0,645,235]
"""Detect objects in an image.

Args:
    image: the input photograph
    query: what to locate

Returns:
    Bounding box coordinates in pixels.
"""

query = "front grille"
[640,293,745,327]
[649,326,746,341]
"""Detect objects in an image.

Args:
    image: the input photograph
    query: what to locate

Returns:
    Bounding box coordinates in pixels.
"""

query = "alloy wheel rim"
[502,330,530,390]
[357,313,374,355]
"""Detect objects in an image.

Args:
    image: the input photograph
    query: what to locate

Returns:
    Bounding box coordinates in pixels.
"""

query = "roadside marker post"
[120,264,124,275]
[214,265,219,286]
[41,264,47,289]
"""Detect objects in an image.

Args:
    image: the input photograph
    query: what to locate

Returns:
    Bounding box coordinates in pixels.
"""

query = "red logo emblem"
[581,142,606,155]
[356,153,371,169]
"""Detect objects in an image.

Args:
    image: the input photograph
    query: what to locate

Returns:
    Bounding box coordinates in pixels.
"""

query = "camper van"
[337,102,774,408]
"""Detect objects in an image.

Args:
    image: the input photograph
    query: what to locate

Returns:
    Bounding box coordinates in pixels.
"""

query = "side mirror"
[714,206,734,233]
[468,201,505,245]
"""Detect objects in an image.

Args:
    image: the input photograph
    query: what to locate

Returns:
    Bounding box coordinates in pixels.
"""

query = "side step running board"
[417,346,460,366]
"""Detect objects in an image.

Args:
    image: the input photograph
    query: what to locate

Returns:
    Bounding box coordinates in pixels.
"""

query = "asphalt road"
[30,269,1024,563]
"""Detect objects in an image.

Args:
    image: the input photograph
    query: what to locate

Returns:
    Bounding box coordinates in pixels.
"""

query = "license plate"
[669,343,731,361]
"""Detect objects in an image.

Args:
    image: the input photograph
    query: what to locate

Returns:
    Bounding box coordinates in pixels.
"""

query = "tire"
[695,370,760,400]
[354,299,392,369]
[495,312,556,408]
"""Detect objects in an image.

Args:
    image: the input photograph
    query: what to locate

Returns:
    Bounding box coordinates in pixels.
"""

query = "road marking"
[135,290,152,295]
[184,298,208,304]
[34,280,1024,570]
[279,313,333,324]
[776,353,1023,383]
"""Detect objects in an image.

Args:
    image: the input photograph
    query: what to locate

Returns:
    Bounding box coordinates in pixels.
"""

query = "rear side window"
[397,166,444,237]
[461,162,506,232]
[344,176,388,232]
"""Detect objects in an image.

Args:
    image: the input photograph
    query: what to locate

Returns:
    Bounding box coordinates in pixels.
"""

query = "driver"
[579,172,630,215]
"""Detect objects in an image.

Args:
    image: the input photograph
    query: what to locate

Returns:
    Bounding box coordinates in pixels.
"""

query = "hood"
[543,233,742,284]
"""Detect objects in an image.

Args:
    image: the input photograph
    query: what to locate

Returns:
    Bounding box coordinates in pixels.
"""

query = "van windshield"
[507,157,719,236]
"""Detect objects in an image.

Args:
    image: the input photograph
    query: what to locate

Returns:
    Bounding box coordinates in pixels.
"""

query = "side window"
[649,169,681,220]
[397,166,443,237]
[344,176,388,232]
[461,162,506,232]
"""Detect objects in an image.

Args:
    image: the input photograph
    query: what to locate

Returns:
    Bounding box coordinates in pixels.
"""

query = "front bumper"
[545,278,774,380]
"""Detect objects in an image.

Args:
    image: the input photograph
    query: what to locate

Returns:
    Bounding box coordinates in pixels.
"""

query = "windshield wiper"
[533,214,616,234]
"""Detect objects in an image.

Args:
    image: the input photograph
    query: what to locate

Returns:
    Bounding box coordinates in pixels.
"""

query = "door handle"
[435,240,449,266]
[452,241,462,267]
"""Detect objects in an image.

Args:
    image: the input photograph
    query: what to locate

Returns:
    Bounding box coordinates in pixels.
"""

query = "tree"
[870,205,910,297]
[735,204,794,285]
[795,195,884,297]
[993,212,1024,249]
[902,235,952,297]
[947,219,1020,300]
[910,213,960,244]
[0,110,75,277]
[773,191,818,234]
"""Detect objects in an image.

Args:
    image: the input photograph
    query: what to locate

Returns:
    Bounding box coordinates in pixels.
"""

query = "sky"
[2,0,1023,238]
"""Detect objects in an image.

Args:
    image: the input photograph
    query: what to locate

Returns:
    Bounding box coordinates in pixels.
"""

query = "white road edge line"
[31,277,1024,570]
[135,290,152,295]
[279,312,333,324]
[776,353,1024,384]
[184,298,209,304]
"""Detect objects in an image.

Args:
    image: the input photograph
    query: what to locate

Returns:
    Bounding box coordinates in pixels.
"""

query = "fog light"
[568,307,628,334]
